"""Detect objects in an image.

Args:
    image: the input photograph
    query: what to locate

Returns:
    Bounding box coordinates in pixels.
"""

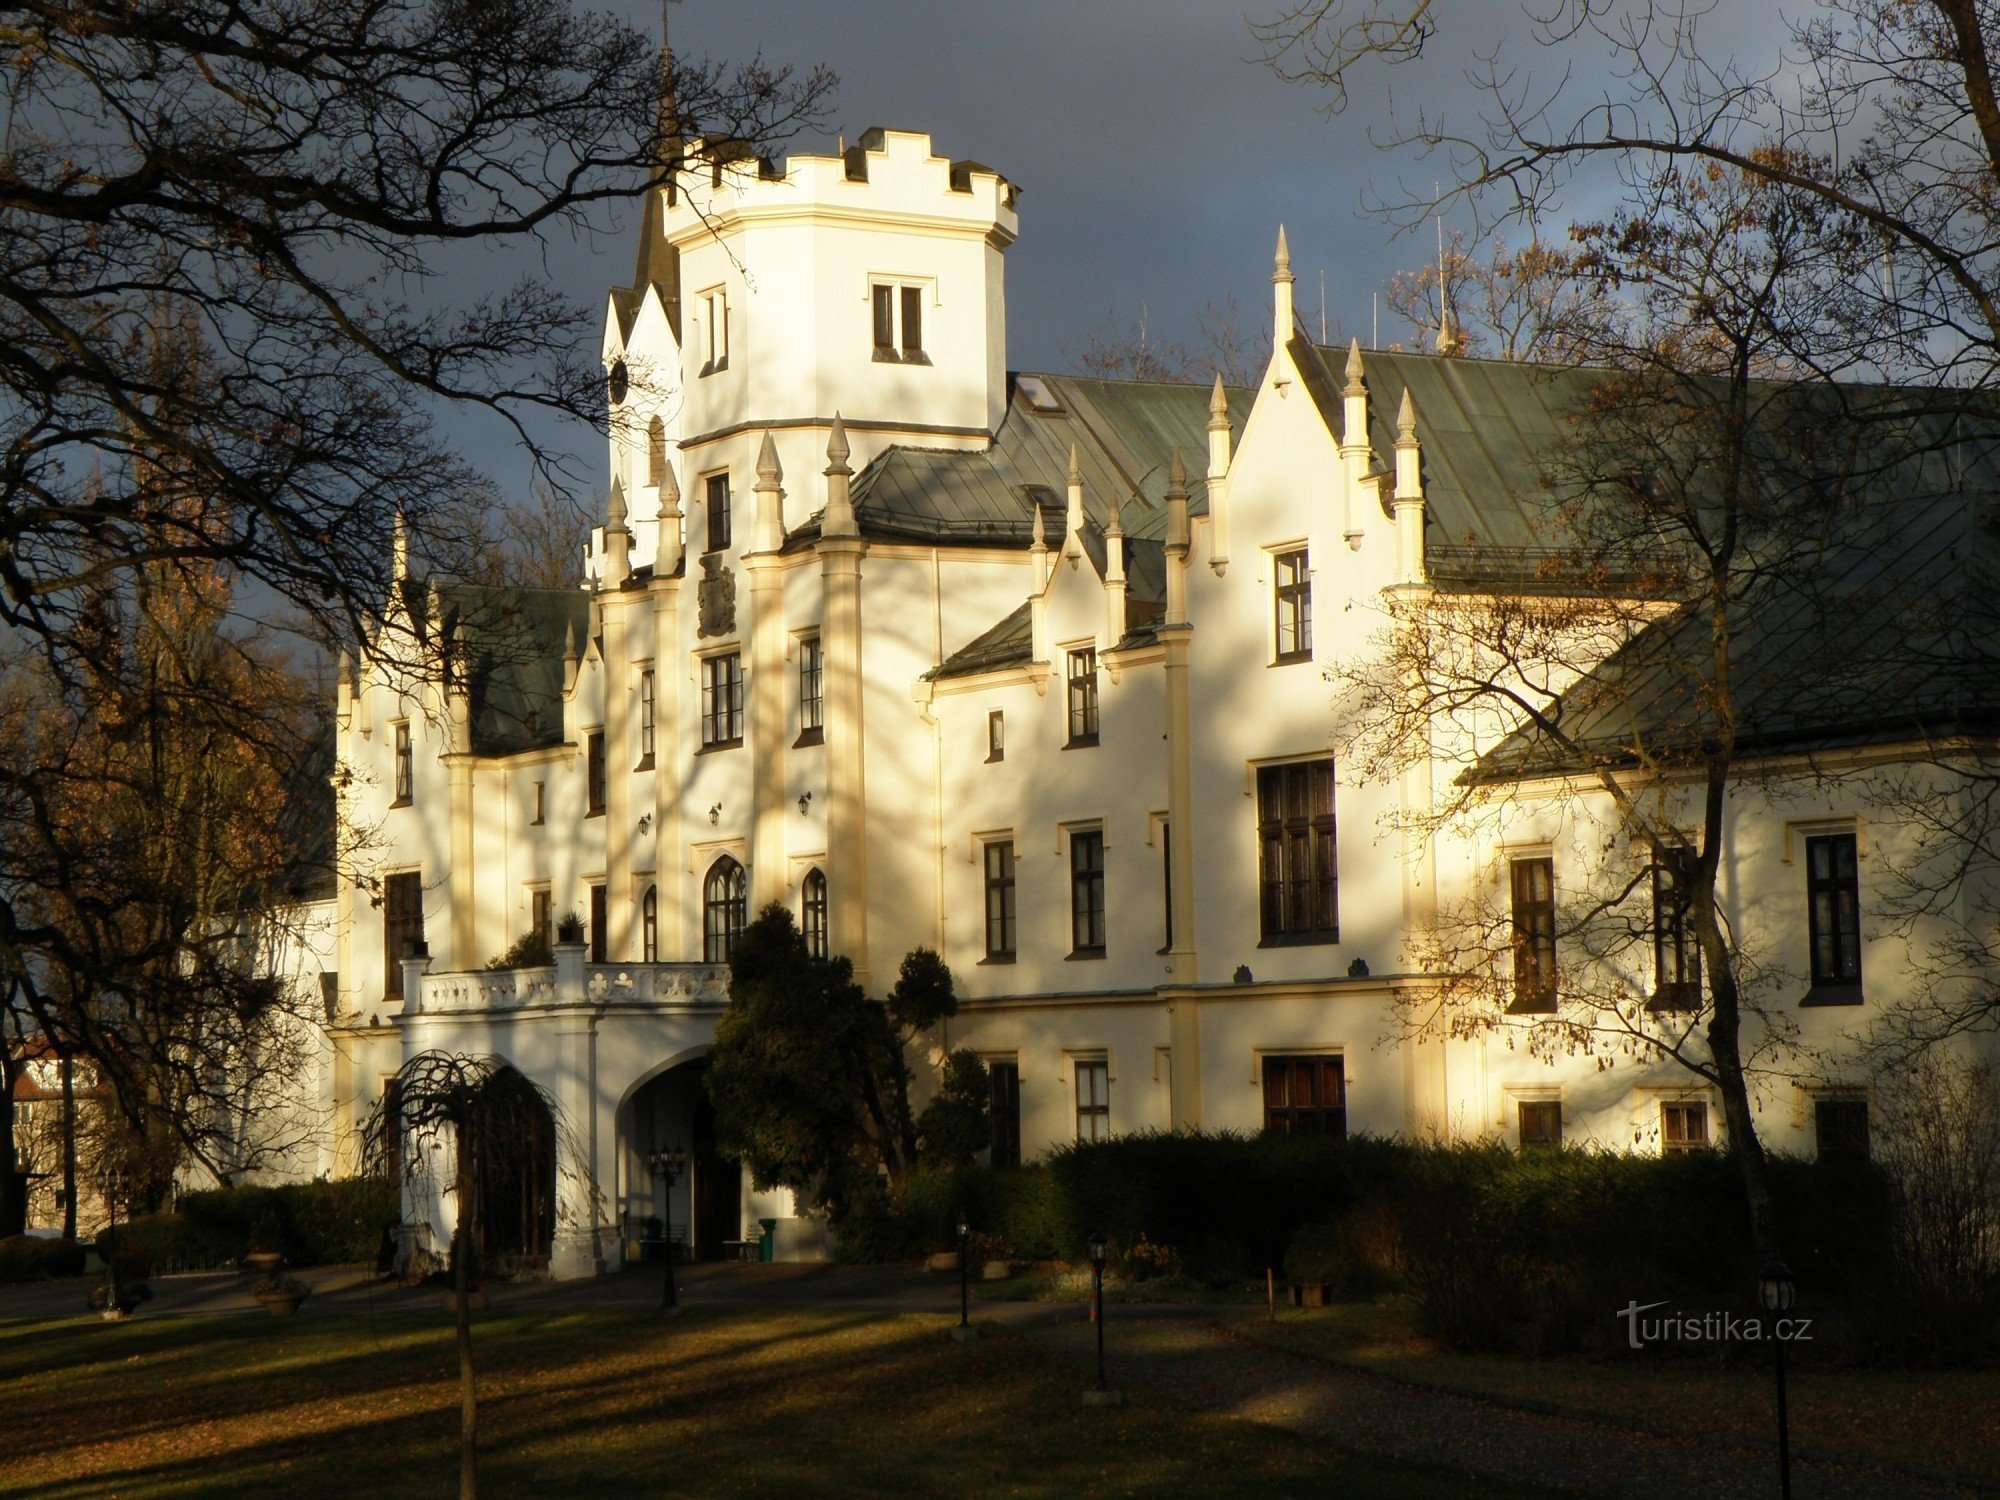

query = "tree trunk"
[60,1052,77,1243]
[0,1051,26,1238]
[455,1137,478,1500]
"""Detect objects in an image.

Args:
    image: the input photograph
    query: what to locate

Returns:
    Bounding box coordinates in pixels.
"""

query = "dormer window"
[699,287,729,376]
[871,281,929,364]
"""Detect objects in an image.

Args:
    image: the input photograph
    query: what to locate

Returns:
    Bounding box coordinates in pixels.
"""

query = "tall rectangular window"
[531,779,545,825]
[704,473,731,552]
[901,285,924,358]
[1065,647,1099,746]
[1262,1055,1346,1136]
[1661,1100,1710,1154]
[983,840,1017,962]
[798,635,823,741]
[638,670,656,765]
[589,883,607,964]
[1160,820,1173,951]
[1256,760,1338,944]
[382,870,424,999]
[988,1060,1022,1167]
[1069,829,1105,956]
[1806,832,1861,989]
[700,653,743,747]
[987,710,1004,763]
[531,888,552,951]
[1273,548,1312,662]
[872,284,895,355]
[1510,856,1557,1012]
[1651,848,1701,1009]
[585,730,606,817]
[392,721,413,805]
[700,288,728,374]
[1074,1058,1110,1142]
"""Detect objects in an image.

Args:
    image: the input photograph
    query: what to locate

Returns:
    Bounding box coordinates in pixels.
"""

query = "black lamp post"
[1758,1260,1796,1500]
[1087,1232,1110,1394]
[647,1145,689,1312]
[956,1212,971,1333]
[99,1166,124,1321]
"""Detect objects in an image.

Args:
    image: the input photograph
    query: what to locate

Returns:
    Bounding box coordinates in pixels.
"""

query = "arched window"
[703,857,746,964]
[801,868,828,959]
[641,885,659,964]
[647,415,668,487]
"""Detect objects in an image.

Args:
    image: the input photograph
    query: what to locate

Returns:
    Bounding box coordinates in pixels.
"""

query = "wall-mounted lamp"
[708,803,722,826]
[638,813,652,834]
[798,791,813,816]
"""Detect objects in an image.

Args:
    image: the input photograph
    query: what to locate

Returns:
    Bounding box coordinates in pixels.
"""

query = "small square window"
[1518,1100,1562,1149]
[1662,1100,1710,1154]
[1814,1097,1870,1162]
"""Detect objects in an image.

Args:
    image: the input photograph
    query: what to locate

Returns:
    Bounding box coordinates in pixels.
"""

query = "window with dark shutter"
[1510,857,1557,1012]
[1805,832,1862,997]
[1069,830,1105,956]
[1814,1097,1870,1162]
[585,730,606,816]
[1256,760,1338,945]
[705,473,731,552]
[1262,1055,1347,1136]
[1662,1100,1710,1153]
[988,1060,1022,1167]
[589,883,607,963]
[1066,647,1099,745]
[872,284,895,356]
[1518,1099,1563,1149]
[382,871,424,999]
[901,285,923,358]
[983,841,1016,961]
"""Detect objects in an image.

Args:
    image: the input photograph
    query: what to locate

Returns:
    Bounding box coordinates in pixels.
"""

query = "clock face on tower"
[607,359,630,406]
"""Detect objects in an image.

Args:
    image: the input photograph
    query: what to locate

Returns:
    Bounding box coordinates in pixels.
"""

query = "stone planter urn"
[245,1251,284,1276]
[981,1260,1014,1282]
[1289,1282,1332,1309]
[253,1276,312,1316]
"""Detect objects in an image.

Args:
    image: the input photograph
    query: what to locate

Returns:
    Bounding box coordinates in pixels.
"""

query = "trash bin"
[758,1218,777,1263]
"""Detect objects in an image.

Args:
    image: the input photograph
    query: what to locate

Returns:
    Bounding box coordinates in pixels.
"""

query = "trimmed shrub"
[1282,1221,1349,1292]
[168,1177,400,1267]
[0,1234,87,1282]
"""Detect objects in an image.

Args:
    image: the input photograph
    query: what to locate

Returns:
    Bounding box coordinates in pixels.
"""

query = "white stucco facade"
[276,125,1998,1277]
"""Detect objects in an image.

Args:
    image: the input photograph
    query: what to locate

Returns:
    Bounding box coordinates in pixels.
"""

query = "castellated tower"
[598,128,1019,578]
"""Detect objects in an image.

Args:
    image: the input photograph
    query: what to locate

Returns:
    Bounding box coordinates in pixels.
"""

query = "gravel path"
[1008,1307,1984,1500]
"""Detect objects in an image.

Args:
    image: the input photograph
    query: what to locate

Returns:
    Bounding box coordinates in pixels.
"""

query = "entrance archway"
[619,1058,743,1262]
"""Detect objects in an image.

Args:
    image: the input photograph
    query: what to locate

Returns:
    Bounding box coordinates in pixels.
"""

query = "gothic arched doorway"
[620,1057,743,1262]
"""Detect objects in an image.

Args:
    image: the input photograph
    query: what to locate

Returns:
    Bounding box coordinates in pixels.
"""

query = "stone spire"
[1393,387,1427,586]
[1339,338,1372,547]
[753,429,785,554]
[602,476,631,586]
[1064,443,1085,570]
[1344,336,1365,393]
[1104,491,1126,644]
[1207,376,1232,575]
[823,413,857,539]
[390,507,409,582]
[655,458,683,575]
[1272,224,1295,340]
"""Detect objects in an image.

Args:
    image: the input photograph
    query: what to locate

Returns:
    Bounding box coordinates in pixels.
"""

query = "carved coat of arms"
[697,554,737,638]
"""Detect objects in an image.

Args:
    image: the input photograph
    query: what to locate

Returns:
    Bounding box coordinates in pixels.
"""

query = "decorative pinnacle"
[1345,337,1365,389]
[1032,502,1047,548]
[658,459,680,517]
[1273,223,1294,284]
[606,476,628,530]
[756,428,782,484]
[825,412,851,474]
[1067,443,1082,486]
[1397,387,1418,442]
[563,619,579,663]
[1167,449,1187,498]
[1208,374,1229,424]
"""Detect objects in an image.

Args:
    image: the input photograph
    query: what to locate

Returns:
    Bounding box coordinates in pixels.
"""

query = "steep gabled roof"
[414,583,590,756]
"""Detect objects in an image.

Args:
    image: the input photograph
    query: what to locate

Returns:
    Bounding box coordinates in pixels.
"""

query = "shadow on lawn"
[0,1309,1480,1500]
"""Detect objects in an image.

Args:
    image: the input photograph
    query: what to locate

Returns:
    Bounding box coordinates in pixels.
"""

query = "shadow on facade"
[618,1057,743,1264]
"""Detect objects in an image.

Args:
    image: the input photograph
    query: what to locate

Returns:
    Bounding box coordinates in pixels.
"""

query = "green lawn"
[1230,1298,2000,1490]
[0,1308,1557,1499]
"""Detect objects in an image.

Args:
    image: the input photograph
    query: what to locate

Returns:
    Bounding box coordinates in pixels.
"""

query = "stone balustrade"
[407,944,728,1016]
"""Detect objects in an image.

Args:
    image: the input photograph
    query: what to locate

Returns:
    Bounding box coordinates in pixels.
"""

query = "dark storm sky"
[467,0,1783,498]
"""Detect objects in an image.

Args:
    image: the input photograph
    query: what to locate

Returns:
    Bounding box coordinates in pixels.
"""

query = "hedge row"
[113,1177,399,1272]
[0,1234,87,1283]
[868,1132,1902,1354]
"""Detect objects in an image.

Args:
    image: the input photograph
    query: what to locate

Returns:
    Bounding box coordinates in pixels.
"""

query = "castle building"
[285,124,1999,1277]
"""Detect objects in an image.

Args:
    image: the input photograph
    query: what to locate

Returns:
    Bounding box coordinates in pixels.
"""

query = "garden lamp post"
[956,1212,971,1333]
[98,1166,124,1320]
[1758,1260,1796,1500]
[1087,1232,1112,1397]
[647,1145,689,1312]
